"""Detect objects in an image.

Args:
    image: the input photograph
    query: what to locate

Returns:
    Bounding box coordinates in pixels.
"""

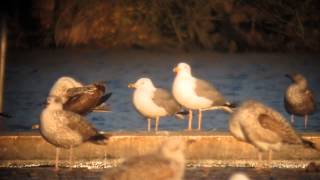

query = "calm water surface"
[4,49,320,132]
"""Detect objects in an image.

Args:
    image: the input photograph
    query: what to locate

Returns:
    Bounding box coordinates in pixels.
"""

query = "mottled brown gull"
[172,62,234,131]
[101,138,186,180]
[49,76,112,115]
[229,100,318,163]
[40,96,108,170]
[284,73,316,128]
[128,78,187,132]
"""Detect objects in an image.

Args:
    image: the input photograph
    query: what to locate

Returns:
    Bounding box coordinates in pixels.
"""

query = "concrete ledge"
[0,131,320,168]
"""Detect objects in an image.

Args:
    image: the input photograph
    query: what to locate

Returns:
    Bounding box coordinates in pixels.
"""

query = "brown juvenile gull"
[229,100,317,163]
[284,73,316,128]
[172,62,234,131]
[49,76,112,115]
[40,96,107,170]
[128,78,187,132]
[101,138,186,180]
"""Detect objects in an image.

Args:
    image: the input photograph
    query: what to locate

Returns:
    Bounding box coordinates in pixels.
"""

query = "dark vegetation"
[4,0,320,52]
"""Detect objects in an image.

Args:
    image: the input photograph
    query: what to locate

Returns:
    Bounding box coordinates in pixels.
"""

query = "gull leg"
[255,151,263,169]
[69,146,73,169]
[55,148,60,171]
[268,150,273,161]
[197,109,202,130]
[187,110,193,131]
[147,118,151,132]
[104,150,107,168]
[258,152,262,161]
[291,114,294,123]
[304,115,308,128]
[155,116,159,132]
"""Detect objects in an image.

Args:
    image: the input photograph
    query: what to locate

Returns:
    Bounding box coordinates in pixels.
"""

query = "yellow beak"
[173,67,180,73]
[128,83,136,89]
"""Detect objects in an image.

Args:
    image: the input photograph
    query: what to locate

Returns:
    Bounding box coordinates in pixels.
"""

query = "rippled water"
[1,167,319,180]
[4,49,320,132]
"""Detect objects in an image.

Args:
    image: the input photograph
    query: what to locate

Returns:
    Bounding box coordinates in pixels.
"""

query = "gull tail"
[175,110,189,120]
[92,103,112,112]
[98,92,112,105]
[89,133,110,145]
[302,138,319,151]
[224,101,237,108]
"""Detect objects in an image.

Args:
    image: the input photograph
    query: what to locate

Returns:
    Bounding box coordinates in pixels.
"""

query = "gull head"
[45,96,63,110]
[285,73,307,85]
[128,78,155,90]
[160,137,186,163]
[173,62,191,75]
[49,76,83,103]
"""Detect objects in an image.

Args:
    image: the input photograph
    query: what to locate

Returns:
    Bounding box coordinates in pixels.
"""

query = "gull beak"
[285,74,294,81]
[128,83,136,89]
[40,100,48,107]
[285,74,291,79]
[31,124,40,129]
[173,67,179,73]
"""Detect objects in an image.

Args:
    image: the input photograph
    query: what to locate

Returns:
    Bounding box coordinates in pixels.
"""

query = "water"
[4,49,320,132]
[0,167,319,180]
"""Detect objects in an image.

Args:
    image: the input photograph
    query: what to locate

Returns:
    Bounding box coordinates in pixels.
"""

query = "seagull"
[101,138,186,180]
[49,76,112,115]
[128,78,187,132]
[172,62,234,131]
[284,73,316,128]
[229,100,318,163]
[229,172,251,180]
[40,95,108,170]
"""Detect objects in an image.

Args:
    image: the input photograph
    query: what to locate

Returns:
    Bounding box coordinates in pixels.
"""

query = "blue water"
[4,49,320,132]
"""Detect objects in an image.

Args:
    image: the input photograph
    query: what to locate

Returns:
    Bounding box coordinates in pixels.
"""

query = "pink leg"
[147,118,151,132]
[291,114,294,123]
[188,110,193,131]
[69,146,73,169]
[155,116,159,132]
[256,151,263,169]
[258,152,262,161]
[268,150,273,161]
[304,115,308,128]
[197,109,202,130]
[55,148,60,171]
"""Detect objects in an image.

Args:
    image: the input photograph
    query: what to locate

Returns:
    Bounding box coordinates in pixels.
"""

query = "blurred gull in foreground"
[40,96,108,170]
[284,73,316,128]
[172,62,234,130]
[49,76,112,115]
[101,137,186,180]
[229,172,251,180]
[229,100,318,165]
[128,78,187,132]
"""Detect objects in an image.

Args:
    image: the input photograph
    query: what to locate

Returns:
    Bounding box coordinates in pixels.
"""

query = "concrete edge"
[0,131,320,168]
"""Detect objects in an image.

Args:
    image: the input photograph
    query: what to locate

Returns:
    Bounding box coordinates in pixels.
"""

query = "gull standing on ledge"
[172,62,234,131]
[40,96,108,170]
[128,78,187,132]
[229,100,318,163]
[284,73,316,128]
[49,76,112,115]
